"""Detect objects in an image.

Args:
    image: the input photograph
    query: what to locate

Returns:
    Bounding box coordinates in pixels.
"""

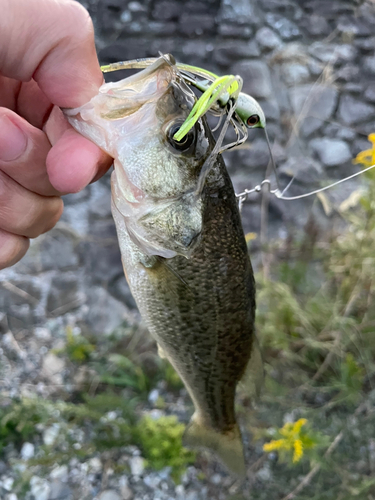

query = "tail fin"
[183,414,246,478]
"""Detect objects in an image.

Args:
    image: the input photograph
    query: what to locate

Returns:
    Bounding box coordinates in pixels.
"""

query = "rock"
[178,13,216,37]
[42,353,65,386]
[0,279,42,331]
[0,312,7,333]
[309,138,352,167]
[143,473,161,488]
[364,56,375,75]
[212,41,260,66]
[129,456,145,476]
[148,389,159,405]
[231,60,273,99]
[303,1,355,18]
[16,229,79,273]
[185,492,199,500]
[265,13,301,40]
[308,42,356,63]
[259,99,280,122]
[62,188,90,206]
[289,84,338,137]
[281,63,310,85]
[20,442,34,460]
[218,0,259,26]
[152,0,180,21]
[0,476,14,491]
[336,65,360,83]
[5,494,18,500]
[98,490,122,500]
[108,276,137,310]
[210,473,222,485]
[217,24,253,38]
[232,138,270,171]
[119,476,134,500]
[279,156,324,185]
[255,27,282,51]
[365,84,375,104]
[118,476,134,500]
[29,476,51,500]
[50,465,68,482]
[354,37,375,53]
[49,480,73,500]
[46,274,82,315]
[88,457,102,473]
[88,183,112,219]
[43,423,61,446]
[83,287,129,335]
[338,95,375,126]
[78,220,123,284]
[301,14,331,37]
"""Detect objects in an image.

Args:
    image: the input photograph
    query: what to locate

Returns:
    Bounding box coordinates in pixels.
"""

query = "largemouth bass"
[65,56,260,477]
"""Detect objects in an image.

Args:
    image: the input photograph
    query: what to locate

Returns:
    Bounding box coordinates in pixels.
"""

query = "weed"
[136,415,196,482]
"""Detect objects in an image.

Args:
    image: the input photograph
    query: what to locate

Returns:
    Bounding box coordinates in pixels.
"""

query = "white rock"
[20,442,34,460]
[41,352,65,386]
[98,490,122,500]
[43,423,60,446]
[49,465,68,482]
[30,476,51,500]
[0,477,14,491]
[119,476,134,500]
[210,473,222,485]
[5,494,18,500]
[129,456,145,476]
[88,457,102,473]
[148,389,159,405]
[34,327,51,340]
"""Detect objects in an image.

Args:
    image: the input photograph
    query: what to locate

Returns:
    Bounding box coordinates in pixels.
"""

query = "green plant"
[136,415,196,482]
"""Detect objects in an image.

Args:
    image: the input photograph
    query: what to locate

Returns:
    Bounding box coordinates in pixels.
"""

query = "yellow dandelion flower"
[293,439,303,463]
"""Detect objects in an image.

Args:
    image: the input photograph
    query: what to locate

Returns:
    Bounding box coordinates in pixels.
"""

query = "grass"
[1,144,375,498]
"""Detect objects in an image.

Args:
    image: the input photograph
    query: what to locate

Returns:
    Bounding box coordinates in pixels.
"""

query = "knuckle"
[0,233,29,270]
[40,198,64,234]
[27,197,63,238]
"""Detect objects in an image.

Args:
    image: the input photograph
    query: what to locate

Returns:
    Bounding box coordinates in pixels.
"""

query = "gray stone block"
[289,84,338,137]
[338,95,375,126]
[231,60,273,99]
[309,138,352,167]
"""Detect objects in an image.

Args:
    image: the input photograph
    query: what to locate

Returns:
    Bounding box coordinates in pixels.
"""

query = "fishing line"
[195,99,238,197]
[236,163,375,205]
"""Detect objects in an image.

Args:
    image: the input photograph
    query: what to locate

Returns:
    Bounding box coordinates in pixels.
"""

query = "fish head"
[65,55,214,259]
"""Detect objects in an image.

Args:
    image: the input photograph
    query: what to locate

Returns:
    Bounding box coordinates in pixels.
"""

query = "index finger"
[0,0,103,108]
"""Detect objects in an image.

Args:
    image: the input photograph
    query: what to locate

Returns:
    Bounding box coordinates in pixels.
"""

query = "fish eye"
[247,114,260,127]
[167,123,195,151]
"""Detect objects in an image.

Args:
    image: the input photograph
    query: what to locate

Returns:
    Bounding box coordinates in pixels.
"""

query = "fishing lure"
[101,55,375,206]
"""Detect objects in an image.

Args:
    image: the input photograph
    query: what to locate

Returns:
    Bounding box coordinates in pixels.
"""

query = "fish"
[65,55,262,477]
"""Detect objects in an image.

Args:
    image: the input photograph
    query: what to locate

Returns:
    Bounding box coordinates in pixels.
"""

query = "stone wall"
[1,0,375,339]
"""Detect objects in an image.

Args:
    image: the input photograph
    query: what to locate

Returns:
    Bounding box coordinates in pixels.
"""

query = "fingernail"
[0,115,28,161]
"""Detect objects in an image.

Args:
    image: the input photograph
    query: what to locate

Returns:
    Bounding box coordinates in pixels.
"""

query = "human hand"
[0,0,112,270]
